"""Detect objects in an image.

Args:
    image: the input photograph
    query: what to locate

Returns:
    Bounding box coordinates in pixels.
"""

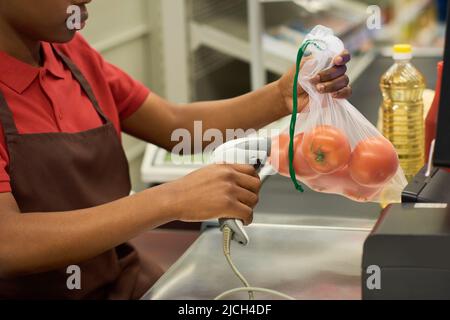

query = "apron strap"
[0,91,19,135]
[51,45,110,125]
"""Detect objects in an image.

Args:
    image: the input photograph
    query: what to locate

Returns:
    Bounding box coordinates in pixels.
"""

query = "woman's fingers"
[235,171,261,194]
[317,65,347,83]
[311,50,351,94]
[231,201,254,226]
[229,164,258,176]
[334,50,351,66]
[317,74,350,94]
[332,86,352,99]
[236,186,259,209]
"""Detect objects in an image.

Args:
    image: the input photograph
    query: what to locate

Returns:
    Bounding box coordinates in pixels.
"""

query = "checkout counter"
[141,53,443,300]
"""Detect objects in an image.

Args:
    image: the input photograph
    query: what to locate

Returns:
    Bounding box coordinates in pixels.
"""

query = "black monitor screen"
[434,4,450,168]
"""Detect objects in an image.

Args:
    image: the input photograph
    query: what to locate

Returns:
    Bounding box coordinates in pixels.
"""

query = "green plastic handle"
[288,40,323,193]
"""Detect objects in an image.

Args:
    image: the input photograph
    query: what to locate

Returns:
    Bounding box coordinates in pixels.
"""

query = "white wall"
[81,0,164,191]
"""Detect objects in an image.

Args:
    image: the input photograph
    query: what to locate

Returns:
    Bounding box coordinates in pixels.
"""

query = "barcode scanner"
[210,137,271,246]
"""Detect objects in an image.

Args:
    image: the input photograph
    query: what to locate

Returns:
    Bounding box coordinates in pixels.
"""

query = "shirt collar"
[41,42,66,80]
[0,42,66,94]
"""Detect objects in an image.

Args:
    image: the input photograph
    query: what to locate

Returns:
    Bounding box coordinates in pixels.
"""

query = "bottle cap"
[393,44,412,60]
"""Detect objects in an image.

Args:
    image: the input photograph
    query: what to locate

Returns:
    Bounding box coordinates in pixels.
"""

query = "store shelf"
[190,0,371,76]
[191,16,291,74]
[259,0,365,12]
[192,16,375,82]
[193,46,234,79]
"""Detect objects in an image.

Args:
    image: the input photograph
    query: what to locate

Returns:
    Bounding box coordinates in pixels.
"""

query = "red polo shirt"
[0,34,150,193]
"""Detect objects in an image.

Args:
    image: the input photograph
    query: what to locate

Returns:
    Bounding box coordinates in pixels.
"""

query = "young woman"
[0,0,352,299]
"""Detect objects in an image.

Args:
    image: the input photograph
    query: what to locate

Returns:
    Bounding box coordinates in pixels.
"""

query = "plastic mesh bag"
[270,25,407,203]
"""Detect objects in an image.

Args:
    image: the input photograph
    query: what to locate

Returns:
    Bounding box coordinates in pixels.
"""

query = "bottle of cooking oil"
[380,44,425,182]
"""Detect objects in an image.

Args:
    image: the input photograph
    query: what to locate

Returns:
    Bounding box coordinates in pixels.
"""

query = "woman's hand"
[166,164,261,225]
[277,50,352,113]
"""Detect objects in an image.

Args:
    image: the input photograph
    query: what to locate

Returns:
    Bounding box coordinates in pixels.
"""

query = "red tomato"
[349,137,399,187]
[305,166,349,193]
[304,176,331,193]
[337,167,381,202]
[305,166,381,202]
[301,125,351,174]
[270,134,290,175]
[293,133,319,179]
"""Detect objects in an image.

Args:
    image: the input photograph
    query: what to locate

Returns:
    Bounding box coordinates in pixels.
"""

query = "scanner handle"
[213,137,271,246]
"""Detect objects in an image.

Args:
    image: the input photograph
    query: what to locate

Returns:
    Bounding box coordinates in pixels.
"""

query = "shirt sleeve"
[68,34,151,120]
[0,132,11,193]
[100,61,151,120]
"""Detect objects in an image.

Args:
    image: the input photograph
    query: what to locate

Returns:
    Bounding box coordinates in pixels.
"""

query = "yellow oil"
[380,58,425,182]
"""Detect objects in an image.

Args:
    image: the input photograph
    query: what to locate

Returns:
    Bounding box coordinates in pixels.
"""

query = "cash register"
[362,5,450,300]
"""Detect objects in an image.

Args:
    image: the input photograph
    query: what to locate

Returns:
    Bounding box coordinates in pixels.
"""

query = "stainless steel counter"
[142,223,370,300]
[141,170,377,300]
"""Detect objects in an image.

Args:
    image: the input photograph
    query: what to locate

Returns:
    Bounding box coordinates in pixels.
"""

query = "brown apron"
[0,46,163,299]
